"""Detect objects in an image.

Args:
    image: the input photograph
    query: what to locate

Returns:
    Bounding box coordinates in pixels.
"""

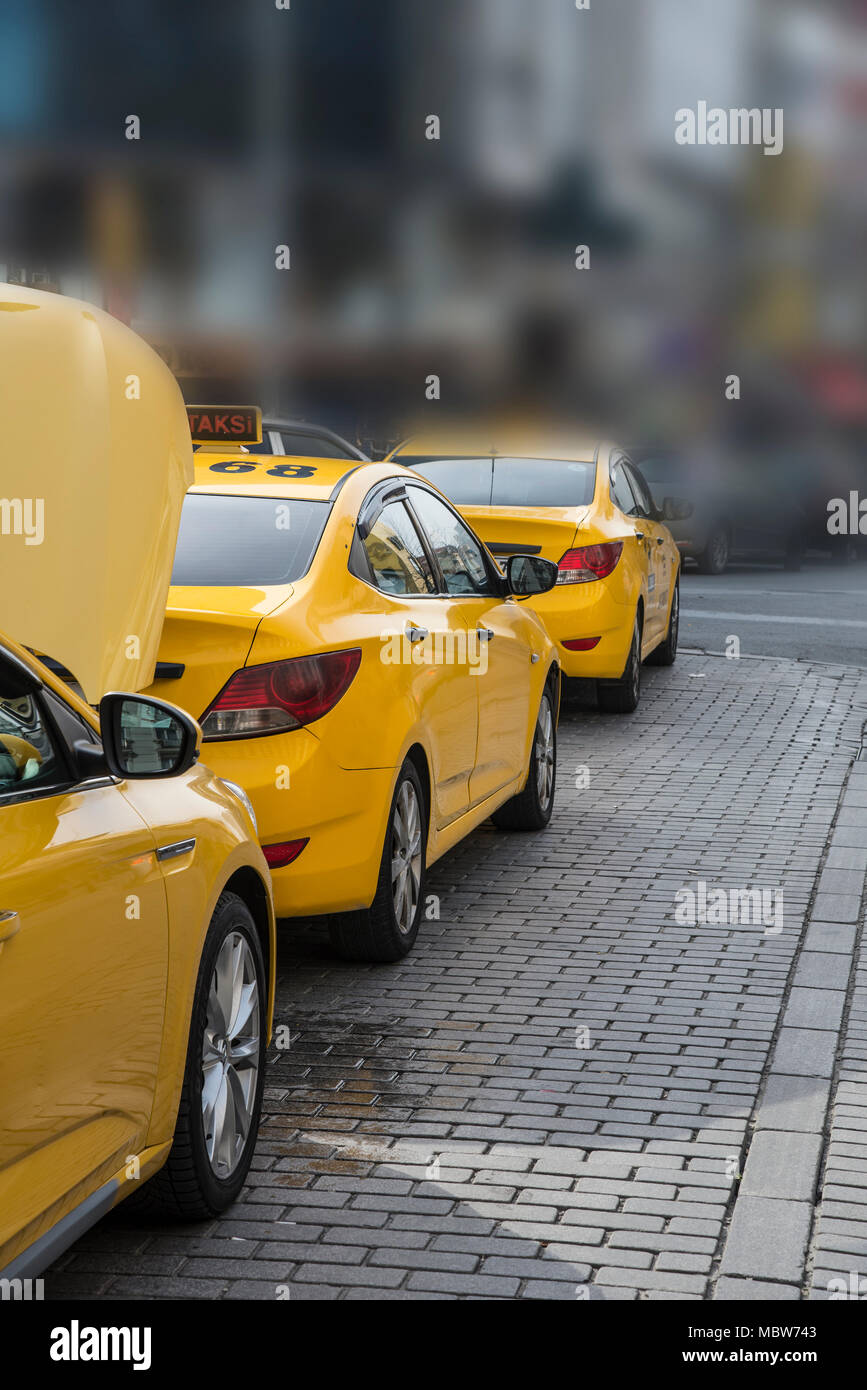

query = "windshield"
[171,494,330,586]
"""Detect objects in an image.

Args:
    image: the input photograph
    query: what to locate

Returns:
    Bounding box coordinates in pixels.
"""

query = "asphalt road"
[680,556,867,668]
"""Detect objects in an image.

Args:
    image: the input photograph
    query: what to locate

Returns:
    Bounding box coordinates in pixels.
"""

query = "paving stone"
[718,1196,812,1283]
[771,1028,838,1079]
[739,1131,823,1201]
[755,1074,831,1134]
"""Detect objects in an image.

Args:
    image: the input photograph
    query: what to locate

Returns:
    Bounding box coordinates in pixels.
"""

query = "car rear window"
[171,494,330,586]
[399,456,494,505]
[399,455,596,508]
[492,457,596,507]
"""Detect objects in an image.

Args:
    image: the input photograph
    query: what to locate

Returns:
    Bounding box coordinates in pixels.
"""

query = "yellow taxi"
[388,431,681,713]
[0,288,275,1277]
[147,419,562,960]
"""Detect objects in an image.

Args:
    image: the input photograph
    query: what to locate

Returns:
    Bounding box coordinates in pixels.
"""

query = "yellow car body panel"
[0,284,193,703]
[0,291,275,1275]
[0,631,276,1274]
[388,435,680,680]
[147,453,558,917]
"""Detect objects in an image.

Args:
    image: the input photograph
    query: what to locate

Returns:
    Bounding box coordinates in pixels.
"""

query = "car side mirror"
[98,693,201,779]
[505,554,559,597]
[663,496,693,521]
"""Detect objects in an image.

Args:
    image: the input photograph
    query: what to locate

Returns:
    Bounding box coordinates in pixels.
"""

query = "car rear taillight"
[201,649,361,740]
[557,542,623,584]
[263,839,309,868]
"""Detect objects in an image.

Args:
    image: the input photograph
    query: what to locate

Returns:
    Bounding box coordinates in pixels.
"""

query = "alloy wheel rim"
[202,931,261,1178]
[535,698,555,808]
[392,780,422,934]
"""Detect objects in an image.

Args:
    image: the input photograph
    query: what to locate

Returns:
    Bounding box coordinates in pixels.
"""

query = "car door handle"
[406,624,429,643]
[0,910,21,944]
[476,627,494,642]
[634,531,646,541]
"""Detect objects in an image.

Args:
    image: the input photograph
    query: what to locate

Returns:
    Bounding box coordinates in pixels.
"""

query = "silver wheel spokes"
[202,931,260,1178]
[391,780,422,934]
[535,698,555,808]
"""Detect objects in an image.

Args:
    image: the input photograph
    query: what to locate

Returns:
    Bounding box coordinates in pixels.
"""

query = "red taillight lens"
[562,637,601,651]
[263,838,309,869]
[201,649,361,740]
[557,542,623,584]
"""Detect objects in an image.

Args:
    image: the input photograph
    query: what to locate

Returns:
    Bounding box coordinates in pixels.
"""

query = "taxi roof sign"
[186,405,262,446]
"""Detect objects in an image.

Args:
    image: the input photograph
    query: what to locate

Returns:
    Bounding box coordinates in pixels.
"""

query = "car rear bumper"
[527,582,635,680]
[198,729,393,917]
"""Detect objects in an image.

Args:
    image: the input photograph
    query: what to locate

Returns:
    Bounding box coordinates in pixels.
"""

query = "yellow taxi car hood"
[0,285,193,702]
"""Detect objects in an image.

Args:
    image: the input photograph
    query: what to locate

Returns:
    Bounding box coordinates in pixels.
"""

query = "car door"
[609,453,660,645]
[624,457,673,640]
[0,665,169,1264]
[407,483,532,806]
[357,489,477,828]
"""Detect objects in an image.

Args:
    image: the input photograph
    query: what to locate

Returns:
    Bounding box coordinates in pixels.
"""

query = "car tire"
[697,525,729,575]
[597,613,642,714]
[647,579,679,667]
[491,683,557,831]
[329,759,427,963]
[129,892,266,1219]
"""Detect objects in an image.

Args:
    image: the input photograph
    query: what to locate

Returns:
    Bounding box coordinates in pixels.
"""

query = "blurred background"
[0,0,865,573]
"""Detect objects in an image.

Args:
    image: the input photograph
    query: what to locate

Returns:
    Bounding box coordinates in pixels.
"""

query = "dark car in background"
[631,448,809,575]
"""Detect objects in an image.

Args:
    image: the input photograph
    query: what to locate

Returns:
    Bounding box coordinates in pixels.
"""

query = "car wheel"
[130,892,266,1219]
[597,613,642,714]
[329,759,427,962]
[698,525,729,575]
[491,684,557,831]
[647,579,679,667]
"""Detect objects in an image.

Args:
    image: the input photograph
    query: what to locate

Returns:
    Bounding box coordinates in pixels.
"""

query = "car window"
[624,461,655,519]
[362,500,437,596]
[631,454,681,508]
[275,431,356,460]
[408,486,494,597]
[492,457,596,508]
[0,691,69,801]
[610,457,640,517]
[171,494,330,586]
[397,457,494,506]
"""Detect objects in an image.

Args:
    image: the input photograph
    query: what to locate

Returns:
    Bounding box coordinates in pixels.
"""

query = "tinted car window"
[492,457,596,507]
[397,456,494,506]
[363,500,436,595]
[624,461,655,518]
[0,691,68,799]
[172,494,330,586]
[610,458,639,517]
[408,487,493,596]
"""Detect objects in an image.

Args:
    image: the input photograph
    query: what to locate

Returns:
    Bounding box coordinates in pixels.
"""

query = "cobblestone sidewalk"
[47,652,867,1300]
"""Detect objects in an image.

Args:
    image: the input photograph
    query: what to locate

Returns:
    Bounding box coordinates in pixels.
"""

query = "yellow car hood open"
[0,285,193,702]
